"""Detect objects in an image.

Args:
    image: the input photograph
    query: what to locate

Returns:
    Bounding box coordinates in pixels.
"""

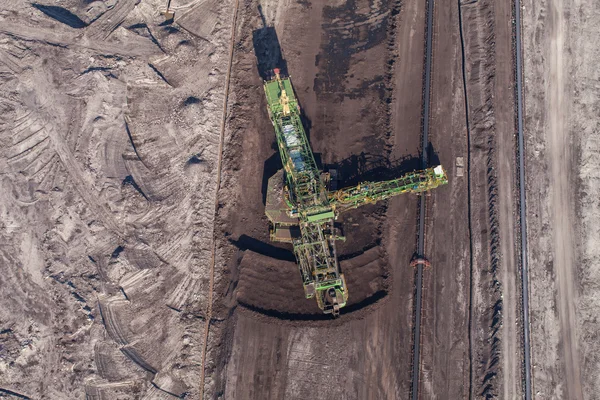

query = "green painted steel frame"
[330,166,448,214]
[264,73,347,313]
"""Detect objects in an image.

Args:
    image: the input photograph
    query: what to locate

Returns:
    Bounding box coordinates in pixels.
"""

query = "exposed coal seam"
[457,2,475,399]
[383,0,402,157]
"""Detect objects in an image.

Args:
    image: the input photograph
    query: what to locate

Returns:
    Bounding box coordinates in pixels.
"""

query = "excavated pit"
[235,246,390,320]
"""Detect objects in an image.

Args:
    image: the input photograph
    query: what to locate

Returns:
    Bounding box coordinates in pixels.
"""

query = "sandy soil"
[215,0,519,398]
[523,0,600,398]
[212,0,419,398]
[0,0,235,398]
[0,0,559,398]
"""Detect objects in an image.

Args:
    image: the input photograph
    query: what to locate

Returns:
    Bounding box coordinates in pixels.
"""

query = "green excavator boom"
[264,69,346,316]
[262,69,448,316]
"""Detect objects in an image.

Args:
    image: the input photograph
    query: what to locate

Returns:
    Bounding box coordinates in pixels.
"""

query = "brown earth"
[211,0,419,398]
[214,0,523,398]
[523,0,600,398]
[0,0,538,399]
[236,247,388,318]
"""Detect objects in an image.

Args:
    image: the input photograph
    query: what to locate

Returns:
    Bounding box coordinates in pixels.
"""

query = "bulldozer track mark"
[11,124,46,146]
[0,22,160,58]
[29,154,58,179]
[85,0,138,41]
[6,135,49,161]
[198,0,240,397]
[47,124,123,234]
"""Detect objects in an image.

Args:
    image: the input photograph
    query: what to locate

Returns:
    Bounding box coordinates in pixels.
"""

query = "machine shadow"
[252,7,288,81]
[253,11,315,206]
[325,153,420,188]
[324,142,443,189]
[238,289,389,322]
[426,142,441,167]
[262,144,442,206]
[261,152,282,205]
[229,234,296,262]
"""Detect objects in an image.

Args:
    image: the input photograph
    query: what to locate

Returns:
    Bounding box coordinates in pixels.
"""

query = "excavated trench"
[214,0,404,322]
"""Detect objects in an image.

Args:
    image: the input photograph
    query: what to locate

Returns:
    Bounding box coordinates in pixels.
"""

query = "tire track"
[197,0,240,397]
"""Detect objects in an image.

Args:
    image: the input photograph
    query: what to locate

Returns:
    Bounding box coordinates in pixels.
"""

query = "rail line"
[409,0,435,397]
[198,0,239,398]
[514,0,532,397]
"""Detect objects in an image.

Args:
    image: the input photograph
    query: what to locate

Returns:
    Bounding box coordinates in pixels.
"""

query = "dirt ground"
[523,0,600,398]
[0,0,235,398]
[2,0,593,399]
[212,0,418,398]
[214,0,519,398]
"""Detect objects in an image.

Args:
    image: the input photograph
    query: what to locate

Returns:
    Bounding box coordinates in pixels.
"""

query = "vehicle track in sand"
[198,0,240,397]
[537,0,582,398]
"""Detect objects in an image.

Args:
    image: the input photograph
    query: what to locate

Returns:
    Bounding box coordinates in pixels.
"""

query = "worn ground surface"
[215,0,519,399]
[523,0,600,398]
[2,0,589,399]
[214,1,418,398]
[0,0,235,398]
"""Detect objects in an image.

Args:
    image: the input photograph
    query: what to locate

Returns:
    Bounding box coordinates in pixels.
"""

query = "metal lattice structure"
[329,165,448,215]
[263,69,448,316]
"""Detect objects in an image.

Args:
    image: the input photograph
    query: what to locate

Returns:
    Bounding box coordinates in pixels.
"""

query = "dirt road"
[522,0,600,396]
[493,0,522,397]
[547,1,583,398]
[418,0,470,397]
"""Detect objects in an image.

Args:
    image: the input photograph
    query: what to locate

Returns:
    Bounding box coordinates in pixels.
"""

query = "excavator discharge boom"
[329,165,448,215]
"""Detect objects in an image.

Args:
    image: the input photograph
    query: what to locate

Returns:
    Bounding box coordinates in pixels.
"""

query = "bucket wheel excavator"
[262,69,448,316]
